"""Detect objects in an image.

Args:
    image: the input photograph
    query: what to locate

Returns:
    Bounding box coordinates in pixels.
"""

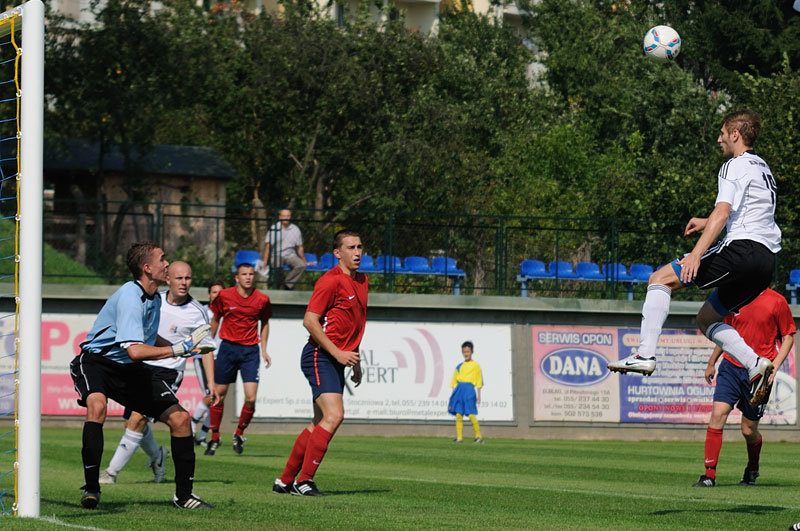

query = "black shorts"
[70,352,180,420]
[672,240,775,314]
[122,365,183,421]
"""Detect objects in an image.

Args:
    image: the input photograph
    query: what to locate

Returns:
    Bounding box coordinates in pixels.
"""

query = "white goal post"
[12,0,43,519]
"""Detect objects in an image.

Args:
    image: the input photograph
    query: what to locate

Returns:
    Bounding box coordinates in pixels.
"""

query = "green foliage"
[0,220,105,284]
[41,0,800,287]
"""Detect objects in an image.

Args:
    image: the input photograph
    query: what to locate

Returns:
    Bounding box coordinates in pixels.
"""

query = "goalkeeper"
[70,243,213,510]
[99,261,218,486]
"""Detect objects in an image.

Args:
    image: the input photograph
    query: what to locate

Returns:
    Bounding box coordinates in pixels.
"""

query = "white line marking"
[38,515,110,530]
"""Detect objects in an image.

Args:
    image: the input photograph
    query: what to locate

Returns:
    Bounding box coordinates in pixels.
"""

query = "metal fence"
[43,199,800,301]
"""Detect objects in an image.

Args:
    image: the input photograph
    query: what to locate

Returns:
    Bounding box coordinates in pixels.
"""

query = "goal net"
[0,0,43,519]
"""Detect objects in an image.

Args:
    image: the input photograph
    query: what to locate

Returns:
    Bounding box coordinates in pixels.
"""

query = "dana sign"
[540,348,610,386]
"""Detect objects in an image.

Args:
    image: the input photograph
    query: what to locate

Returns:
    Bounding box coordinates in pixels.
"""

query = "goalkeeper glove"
[171,324,211,358]
[189,344,216,356]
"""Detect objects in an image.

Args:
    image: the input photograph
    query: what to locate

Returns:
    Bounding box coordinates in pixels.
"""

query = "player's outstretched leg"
[748,358,773,405]
[607,353,657,376]
[608,284,671,376]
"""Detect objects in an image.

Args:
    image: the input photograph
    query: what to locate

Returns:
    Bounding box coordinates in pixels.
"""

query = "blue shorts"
[300,342,345,400]
[448,382,478,416]
[713,358,771,421]
[214,340,260,385]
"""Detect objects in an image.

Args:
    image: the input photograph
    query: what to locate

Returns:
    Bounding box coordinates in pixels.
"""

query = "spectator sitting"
[263,208,313,290]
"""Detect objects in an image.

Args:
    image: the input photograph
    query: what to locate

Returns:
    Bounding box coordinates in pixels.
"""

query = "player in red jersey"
[204,262,272,456]
[273,229,367,496]
[693,288,795,487]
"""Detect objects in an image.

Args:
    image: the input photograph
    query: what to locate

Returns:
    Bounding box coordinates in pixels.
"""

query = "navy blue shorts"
[214,340,260,385]
[713,358,771,421]
[300,342,345,400]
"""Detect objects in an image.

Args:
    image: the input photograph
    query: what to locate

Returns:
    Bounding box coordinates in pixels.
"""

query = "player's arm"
[303,310,360,366]
[476,386,481,405]
[705,345,723,384]
[678,202,731,283]
[200,349,219,404]
[262,241,271,264]
[210,315,220,339]
[127,343,177,361]
[297,244,309,264]
[768,333,795,385]
[129,324,211,361]
[260,321,271,368]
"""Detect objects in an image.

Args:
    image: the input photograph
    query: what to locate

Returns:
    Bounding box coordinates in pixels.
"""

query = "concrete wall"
[27,284,800,442]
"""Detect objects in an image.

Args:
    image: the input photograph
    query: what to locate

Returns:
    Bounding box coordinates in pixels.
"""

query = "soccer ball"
[643,25,681,62]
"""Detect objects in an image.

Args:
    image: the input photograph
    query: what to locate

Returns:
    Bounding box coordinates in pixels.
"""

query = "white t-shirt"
[146,292,213,371]
[715,150,781,253]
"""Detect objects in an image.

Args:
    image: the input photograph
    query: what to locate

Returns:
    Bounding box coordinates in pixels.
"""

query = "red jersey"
[722,288,796,367]
[307,266,368,352]
[210,286,272,346]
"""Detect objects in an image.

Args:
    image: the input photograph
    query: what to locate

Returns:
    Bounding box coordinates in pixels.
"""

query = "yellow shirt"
[450,360,482,389]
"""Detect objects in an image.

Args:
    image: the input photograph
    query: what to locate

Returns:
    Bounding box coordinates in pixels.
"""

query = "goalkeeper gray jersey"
[146,292,212,371]
[715,150,781,253]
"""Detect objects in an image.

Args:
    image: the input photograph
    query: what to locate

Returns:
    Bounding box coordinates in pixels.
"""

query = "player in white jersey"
[100,261,217,484]
[191,280,225,446]
[609,110,779,405]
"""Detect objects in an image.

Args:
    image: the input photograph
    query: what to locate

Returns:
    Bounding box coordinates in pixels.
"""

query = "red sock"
[746,435,762,471]
[235,404,255,437]
[279,428,312,485]
[297,425,333,483]
[704,427,723,479]
[209,403,224,441]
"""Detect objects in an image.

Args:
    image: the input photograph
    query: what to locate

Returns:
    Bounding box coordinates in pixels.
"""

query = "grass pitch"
[5,427,800,529]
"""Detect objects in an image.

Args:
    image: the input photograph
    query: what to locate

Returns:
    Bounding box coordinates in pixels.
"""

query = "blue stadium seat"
[318,253,338,270]
[358,254,379,272]
[431,257,465,276]
[575,262,604,280]
[232,250,261,272]
[548,261,578,279]
[787,269,800,304]
[375,255,406,273]
[404,256,432,273]
[630,263,654,281]
[604,263,633,281]
[520,260,552,278]
[304,252,324,271]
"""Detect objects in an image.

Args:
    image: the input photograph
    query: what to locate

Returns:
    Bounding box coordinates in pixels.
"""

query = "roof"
[44,139,238,179]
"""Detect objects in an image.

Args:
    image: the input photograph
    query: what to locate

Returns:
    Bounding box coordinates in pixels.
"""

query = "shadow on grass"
[323,488,391,496]
[652,504,787,516]
[42,497,176,515]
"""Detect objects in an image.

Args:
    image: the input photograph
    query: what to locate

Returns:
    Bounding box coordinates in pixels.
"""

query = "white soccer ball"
[643,25,681,62]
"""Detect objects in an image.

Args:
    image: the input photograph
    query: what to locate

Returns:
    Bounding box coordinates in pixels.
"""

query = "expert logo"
[541,348,610,386]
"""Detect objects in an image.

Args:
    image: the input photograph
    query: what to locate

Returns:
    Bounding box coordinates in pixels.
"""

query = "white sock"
[638,284,672,358]
[192,402,209,436]
[140,423,159,460]
[107,428,143,475]
[707,322,759,372]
